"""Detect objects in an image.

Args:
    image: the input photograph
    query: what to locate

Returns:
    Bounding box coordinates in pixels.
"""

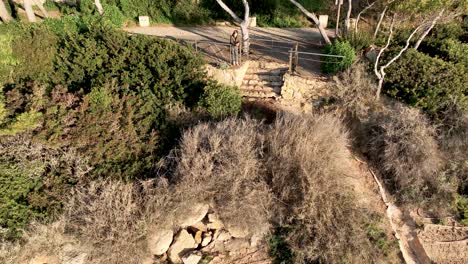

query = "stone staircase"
[240,62,289,100]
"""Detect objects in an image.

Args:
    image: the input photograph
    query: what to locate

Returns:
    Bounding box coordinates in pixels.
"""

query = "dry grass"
[366,104,454,207]
[331,63,381,120]
[265,113,380,263]
[8,179,173,264]
[172,117,273,236]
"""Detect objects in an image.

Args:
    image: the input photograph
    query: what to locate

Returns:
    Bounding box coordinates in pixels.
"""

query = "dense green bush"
[340,31,373,52]
[321,41,356,74]
[199,82,242,118]
[420,38,468,66]
[385,49,467,118]
[0,136,89,240]
[454,194,468,225]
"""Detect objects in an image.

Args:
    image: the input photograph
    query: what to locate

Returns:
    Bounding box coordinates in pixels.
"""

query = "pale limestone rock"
[226,225,249,238]
[63,253,87,264]
[168,230,197,264]
[147,229,174,256]
[181,252,202,264]
[225,238,250,252]
[216,230,232,241]
[194,231,203,244]
[29,255,60,264]
[207,214,224,230]
[179,204,209,227]
[201,233,212,247]
[189,221,208,232]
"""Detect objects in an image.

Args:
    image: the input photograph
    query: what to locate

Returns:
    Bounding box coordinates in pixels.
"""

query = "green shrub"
[385,49,467,118]
[321,41,356,74]
[199,82,242,118]
[454,194,468,226]
[340,31,373,52]
[103,4,126,27]
[268,227,294,264]
[0,136,89,240]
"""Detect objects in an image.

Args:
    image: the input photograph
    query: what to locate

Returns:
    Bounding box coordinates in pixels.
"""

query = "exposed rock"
[189,221,208,232]
[207,214,224,230]
[201,233,212,247]
[194,231,203,244]
[29,255,60,264]
[141,256,154,264]
[63,253,87,264]
[179,204,209,227]
[216,230,232,241]
[168,230,198,264]
[147,229,174,256]
[224,238,250,252]
[181,252,202,264]
[226,225,249,238]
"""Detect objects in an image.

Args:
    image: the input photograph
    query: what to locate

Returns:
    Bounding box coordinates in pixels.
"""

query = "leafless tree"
[288,0,332,44]
[414,9,445,50]
[335,0,343,36]
[94,0,103,15]
[215,0,250,55]
[0,0,12,22]
[355,0,376,33]
[344,0,352,32]
[23,0,35,22]
[374,14,423,98]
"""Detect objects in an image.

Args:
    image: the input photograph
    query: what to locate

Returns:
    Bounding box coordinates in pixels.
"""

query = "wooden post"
[289,49,293,73]
[294,42,299,72]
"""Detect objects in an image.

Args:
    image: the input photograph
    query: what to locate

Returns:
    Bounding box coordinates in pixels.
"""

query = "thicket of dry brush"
[3,113,401,264]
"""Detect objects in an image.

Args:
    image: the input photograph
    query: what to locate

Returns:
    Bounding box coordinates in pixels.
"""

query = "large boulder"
[168,230,198,264]
[178,204,209,227]
[181,252,202,264]
[147,229,174,256]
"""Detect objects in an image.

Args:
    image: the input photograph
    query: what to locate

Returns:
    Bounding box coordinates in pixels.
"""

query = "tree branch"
[355,0,376,32]
[289,0,332,44]
[215,0,242,23]
[414,9,445,50]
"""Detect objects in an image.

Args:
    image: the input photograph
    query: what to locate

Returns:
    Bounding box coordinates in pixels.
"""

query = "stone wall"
[279,73,331,112]
[205,62,250,88]
[418,224,468,264]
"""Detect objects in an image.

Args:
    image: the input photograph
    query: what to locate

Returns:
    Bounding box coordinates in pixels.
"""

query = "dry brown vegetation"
[2,113,404,264]
[265,113,385,263]
[171,117,272,236]
[366,104,456,208]
[331,62,381,119]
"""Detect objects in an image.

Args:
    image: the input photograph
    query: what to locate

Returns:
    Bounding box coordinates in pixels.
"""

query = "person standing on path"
[230,30,240,66]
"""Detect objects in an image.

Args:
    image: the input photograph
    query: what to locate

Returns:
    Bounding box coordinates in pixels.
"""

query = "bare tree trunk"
[0,0,12,22]
[289,0,332,45]
[373,5,387,40]
[345,0,352,33]
[336,0,342,36]
[374,14,424,99]
[414,9,445,50]
[355,1,375,33]
[33,0,48,18]
[215,0,250,55]
[23,0,36,22]
[94,0,103,15]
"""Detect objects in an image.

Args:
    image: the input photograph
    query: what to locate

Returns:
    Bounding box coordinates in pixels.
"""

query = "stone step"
[241,90,278,98]
[241,85,281,94]
[242,79,283,87]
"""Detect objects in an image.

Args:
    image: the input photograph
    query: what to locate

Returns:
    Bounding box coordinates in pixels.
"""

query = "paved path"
[125,26,334,75]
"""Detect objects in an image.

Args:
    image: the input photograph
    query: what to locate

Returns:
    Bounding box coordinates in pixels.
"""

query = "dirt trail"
[350,156,432,264]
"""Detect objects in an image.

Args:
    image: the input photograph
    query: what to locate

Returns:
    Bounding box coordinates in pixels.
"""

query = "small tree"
[288,0,332,45]
[215,0,251,55]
